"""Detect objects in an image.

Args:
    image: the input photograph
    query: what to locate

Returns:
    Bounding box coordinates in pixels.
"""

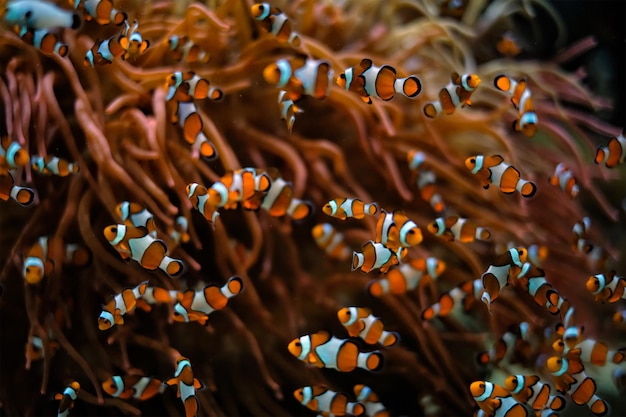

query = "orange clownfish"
[115,201,157,238]
[496,32,522,57]
[19,27,68,56]
[0,172,36,206]
[548,163,579,198]
[0,137,29,172]
[54,381,80,417]
[263,56,333,101]
[23,236,90,285]
[374,209,423,250]
[293,385,365,417]
[470,381,527,417]
[172,276,243,325]
[250,3,301,46]
[337,307,399,347]
[476,323,530,366]
[25,333,60,364]
[515,265,561,314]
[480,247,530,308]
[570,217,593,254]
[135,285,181,312]
[553,338,626,366]
[466,154,537,197]
[288,330,384,372]
[423,72,480,118]
[353,385,389,417]
[259,172,312,220]
[406,150,445,213]
[72,0,127,25]
[205,168,272,210]
[166,35,210,64]
[102,375,165,400]
[5,1,81,32]
[165,357,204,417]
[586,271,625,303]
[98,281,148,330]
[368,257,446,297]
[31,155,79,176]
[312,223,352,261]
[171,101,218,159]
[427,216,490,243]
[165,71,223,102]
[118,20,149,59]
[104,224,184,276]
[84,35,126,67]
[352,241,404,274]
[595,131,625,168]
[421,278,482,321]
[278,90,302,132]
[323,198,378,220]
[336,58,422,104]
[504,374,565,412]
[494,75,537,137]
[168,216,190,246]
[186,183,220,227]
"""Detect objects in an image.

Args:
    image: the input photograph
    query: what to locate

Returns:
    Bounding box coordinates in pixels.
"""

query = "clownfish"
[595,131,625,168]
[613,368,626,395]
[31,155,79,176]
[421,278,482,321]
[166,35,210,64]
[497,32,522,57]
[115,201,157,238]
[288,330,384,372]
[336,58,422,104]
[312,223,352,261]
[406,150,446,213]
[102,375,165,400]
[19,27,68,56]
[103,224,184,276]
[0,172,36,206]
[0,137,29,172]
[553,338,626,366]
[5,0,81,32]
[476,323,530,366]
[278,89,302,132]
[586,271,625,303]
[570,217,593,254]
[353,385,389,417]
[168,216,191,246]
[204,168,272,210]
[54,381,80,417]
[546,356,609,416]
[613,310,626,327]
[480,247,530,308]
[98,281,148,330]
[72,0,126,25]
[25,333,60,364]
[374,209,423,250]
[515,265,561,314]
[263,56,333,101]
[466,154,537,197]
[118,20,149,59]
[23,236,90,284]
[504,374,565,412]
[250,3,301,46]
[494,75,537,137]
[186,183,220,227]
[427,216,491,243]
[470,381,527,417]
[337,307,399,347]
[172,276,243,325]
[165,357,204,417]
[352,241,404,274]
[135,285,181,312]
[423,72,480,118]
[165,71,223,102]
[259,172,312,220]
[171,101,218,159]
[548,163,579,198]
[368,257,446,297]
[293,385,365,417]
[84,35,126,67]
[323,198,378,220]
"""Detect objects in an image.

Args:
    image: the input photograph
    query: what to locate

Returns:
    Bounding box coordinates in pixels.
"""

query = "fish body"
[206,168,272,210]
[22,236,90,284]
[166,35,210,63]
[31,155,79,175]
[102,375,165,400]
[504,374,565,412]
[165,71,223,102]
[312,223,351,261]
[353,385,389,417]
[168,216,190,246]
[19,27,68,56]
[186,183,220,226]
[136,285,181,312]
[480,247,529,307]
[0,172,36,206]
[548,163,579,198]
[570,217,593,253]
[5,0,81,31]
[516,265,561,313]
[423,72,480,117]
[0,137,29,171]
[278,89,302,132]
[494,75,537,137]
[98,281,148,330]
[421,278,482,320]
[84,35,126,66]
[294,385,365,416]
[172,276,243,325]
[368,257,445,297]
[470,381,527,417]
[427,216,490,242]
[54,381,80,417]
[165,357,204,417]
[172,101,218,159]
[118,20,149,59]
[263,57,333,101]
[406,150,446,212]
[73,0,126,25]
[337,307,399,347]
[352,241,403,274]
[586,272,625,303]
[595,131,625,168]
[466,154,536,197]
[251,3,301,46]
[115,201,157,238]
[259,173,312,220]
[323,198,378,220]
[374,209,422,250]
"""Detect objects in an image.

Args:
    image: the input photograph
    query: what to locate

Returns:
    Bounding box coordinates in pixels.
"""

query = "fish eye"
[111,227,117,233]
[339,74,346,80]
[25,10,32,18]
[295,342,301,347]
[470,158,475,164]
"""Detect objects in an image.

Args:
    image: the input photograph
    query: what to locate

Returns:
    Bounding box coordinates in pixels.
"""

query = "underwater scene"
[0,0,625,416]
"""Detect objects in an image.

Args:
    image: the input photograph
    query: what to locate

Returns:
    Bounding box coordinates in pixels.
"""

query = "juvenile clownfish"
[0,137,29,172]
[546,356,609,416]
[323,198,378,220]
[470,381,527,417]
[496,32,522,57]
[250,3,301,46]
[515,265,561,314]
[165,71,223,102]
[102,375,165,400]
[98,281,148,330]
[374,209,423,250]
[23,236,90,284]
[337,307,399,347]
[172,276,243,325]
[135,285,181,312]
[406,150,445,213]
[336,58,422,104]
[104,224,184,277]
[84,35,126,67]
[54,381,80,417]
[494,75,537,137]
[421,278,482,321]
[168,216,191,246]
[553,337,626,366]
[465,154,537,197]
[165,357,204,417]
[118,20,149,59]
[259,171,312,220]
[548,163,579,198]
[586,272,625,303]
[480,247,530,308]
[263,56,333,101]
[204,168,272,210]
[368,257,446,297]
[570,217,593,254]
[595,131,625,168]
[0,172,36,206]
[115,201,157,238]
[293,385,365,417]
[423,72,480,118]
[288,330,384,372]
[504,374,565,413]
[5,0,81,32]
[25,333,60,364]
[186,183,220,227]
[353,385,389,417]
[18,27,68,56]
[72,0,126,25]
[312,223,352,261]
[352,241,404,274]
[476,323,530,366]
[427,216,491,243]
[166,35,210,64]
[31,155,79,176]
[171,101,218,159]
[278,90,302,132]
